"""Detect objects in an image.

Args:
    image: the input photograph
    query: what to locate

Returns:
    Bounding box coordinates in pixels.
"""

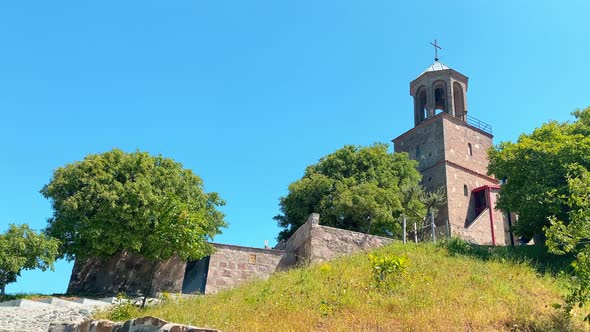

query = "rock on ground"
[0,305,97,332]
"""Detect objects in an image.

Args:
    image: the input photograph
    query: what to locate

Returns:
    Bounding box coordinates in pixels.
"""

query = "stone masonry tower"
[393,54,512,245]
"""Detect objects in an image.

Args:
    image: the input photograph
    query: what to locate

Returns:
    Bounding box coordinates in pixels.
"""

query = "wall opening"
[415,88,428,123]
[453,82,465,120]
[433,81,447,113]
[416,145,421,158]
[182,256,210,294]
[463,185,468,196]
[474,191,487,216]
[468,143,473,156]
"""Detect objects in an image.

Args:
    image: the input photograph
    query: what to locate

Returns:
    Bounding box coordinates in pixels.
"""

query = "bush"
[107,294,140,321]
[368,253,408,288]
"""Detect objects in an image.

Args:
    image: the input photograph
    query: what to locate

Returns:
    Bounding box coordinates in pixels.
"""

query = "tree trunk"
[0,272,7,297]
[141,259,160,309]
[141,248,166,309]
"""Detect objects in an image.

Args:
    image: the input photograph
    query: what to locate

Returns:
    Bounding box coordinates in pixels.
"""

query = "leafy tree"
[487,107,590,239]
[41,149,226,302]
[274,143,425,241]
[546,165,590,319]
[0,224,60,296]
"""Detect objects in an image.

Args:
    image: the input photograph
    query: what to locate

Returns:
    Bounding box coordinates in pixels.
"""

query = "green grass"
[95,241,585,331]
[0,293,53,302]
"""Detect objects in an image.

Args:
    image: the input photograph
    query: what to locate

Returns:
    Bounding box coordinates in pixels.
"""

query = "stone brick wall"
[393,115,449,227]
[393,112,513,245]
[445,164,497,227]
[454,208,494,245]
[489,188,511,246]
[281,213,316,265]
[451,189,510,245]
[453,210,510,245]
[441,115,492,176]
[67,213,397,297]
[309,224,394,263]
[204,243,292,294]
[67,252,186,296]
[421,162,450,227]
[393,115,445,176]
[441,116,512,245]
[439,115,513,245]
[283,213,394,264]
[203,214,393,294]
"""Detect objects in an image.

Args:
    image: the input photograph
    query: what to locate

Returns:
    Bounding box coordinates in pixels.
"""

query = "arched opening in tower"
[453,82,465,120]
[433,82,447,115]
[415,88,427,123]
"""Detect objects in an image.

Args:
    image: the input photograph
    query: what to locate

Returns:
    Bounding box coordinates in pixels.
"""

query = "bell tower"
[411,60,468,125]
[393,42,512,245]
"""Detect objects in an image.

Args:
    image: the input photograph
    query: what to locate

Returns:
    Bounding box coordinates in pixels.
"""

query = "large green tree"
[274,143,425,241]
[41,149,226,300]
[0,224,60,296]
[546,163,590,319]
[488,107,590,239]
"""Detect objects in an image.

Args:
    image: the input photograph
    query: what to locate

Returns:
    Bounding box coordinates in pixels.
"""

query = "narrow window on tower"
[416,145,421,158]
[464,185,468,196]
[468,143,473,156]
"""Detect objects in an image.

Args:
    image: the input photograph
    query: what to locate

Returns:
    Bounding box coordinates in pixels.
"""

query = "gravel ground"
[0,306,99,332]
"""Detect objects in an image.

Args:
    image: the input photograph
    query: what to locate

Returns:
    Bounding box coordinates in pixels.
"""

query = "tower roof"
[422,60,451,74]
[411,60,467,94]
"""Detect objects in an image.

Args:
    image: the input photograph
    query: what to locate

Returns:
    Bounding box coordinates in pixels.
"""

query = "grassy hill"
[96,240,585,331]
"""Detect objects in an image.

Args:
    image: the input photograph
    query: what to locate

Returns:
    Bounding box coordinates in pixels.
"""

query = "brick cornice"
[392,112,493,144]
[420,159,499,184]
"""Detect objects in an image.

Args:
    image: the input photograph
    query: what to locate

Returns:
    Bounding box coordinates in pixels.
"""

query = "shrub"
[107,294,140,321]
[368,253,407,287]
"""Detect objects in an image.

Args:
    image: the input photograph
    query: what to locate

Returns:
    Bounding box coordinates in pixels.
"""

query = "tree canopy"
[487,107,590,239]
[544,143,590,320]
[0,224,60,296]
[546,164,590,253]
[41,149,227,263]
[274,143,425,241]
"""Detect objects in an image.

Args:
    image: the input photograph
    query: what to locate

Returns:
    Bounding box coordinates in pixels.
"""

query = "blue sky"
[1,1,588,294]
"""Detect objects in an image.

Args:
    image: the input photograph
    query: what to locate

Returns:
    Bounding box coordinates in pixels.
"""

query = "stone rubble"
[0,304,101,332]
[0,297,216,332]
[0,296,115,332]
[48,315,220,332]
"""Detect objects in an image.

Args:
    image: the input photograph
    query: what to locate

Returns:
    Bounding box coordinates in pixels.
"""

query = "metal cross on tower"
[430,39,442,61]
